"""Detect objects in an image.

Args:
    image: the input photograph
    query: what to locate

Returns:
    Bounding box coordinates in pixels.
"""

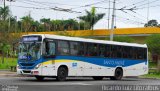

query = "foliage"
[146,34,160,54]
[78,7,105,30]
[21,15,34,32]
[0,6,10,21]
[144,20,160,27]
[0,6,106,32]
[113,36,135,43]
[0,57,17,69]
[141,73,160,78]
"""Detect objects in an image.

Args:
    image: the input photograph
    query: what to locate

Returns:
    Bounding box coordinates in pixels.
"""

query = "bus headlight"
[34,64,41,69]
[17,64,20,69]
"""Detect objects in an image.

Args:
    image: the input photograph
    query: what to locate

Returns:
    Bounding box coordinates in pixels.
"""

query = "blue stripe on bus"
[55,56,147,67]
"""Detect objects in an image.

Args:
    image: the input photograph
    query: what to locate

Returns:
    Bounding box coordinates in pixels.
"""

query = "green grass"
[149,61,157,68]
[0,57,17,69]
[140,61,160,78]
[141,73,160,78]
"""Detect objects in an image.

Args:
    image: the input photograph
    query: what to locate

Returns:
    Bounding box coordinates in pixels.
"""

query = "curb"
[0,69,10,71]
[138,77,160,80]
[0,74,27,77]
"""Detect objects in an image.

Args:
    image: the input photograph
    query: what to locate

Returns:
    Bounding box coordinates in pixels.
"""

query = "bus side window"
[111,45,117,58]
[78,43,85,56]
[99,44,105,57]
[70,42,79,56]
[43,41,56,57]
[105,45,111,58]
[86,43,91,56]
[138,48,143,60]
[58,41,69,55]
[117,46,122,58]
[133,47,137,59]
[87,43,98,57]
[144,48,147,60]
[123,46,128,59]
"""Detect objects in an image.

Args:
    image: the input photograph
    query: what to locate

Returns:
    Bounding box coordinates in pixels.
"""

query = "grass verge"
[0,57,17,69]
[140,73,160,79]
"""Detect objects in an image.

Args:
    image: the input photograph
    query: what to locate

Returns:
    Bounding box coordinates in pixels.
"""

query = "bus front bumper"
[17,69,41,76]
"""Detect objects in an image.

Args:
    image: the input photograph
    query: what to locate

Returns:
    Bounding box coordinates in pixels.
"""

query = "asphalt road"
[0,77,160,91]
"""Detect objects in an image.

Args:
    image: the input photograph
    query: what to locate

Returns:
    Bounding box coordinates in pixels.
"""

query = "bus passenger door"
[41,39,56,76]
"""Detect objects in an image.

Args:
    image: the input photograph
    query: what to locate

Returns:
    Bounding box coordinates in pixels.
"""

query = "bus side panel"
[54,59,115,77]
[41,60,56,76]
[83,62,115,76]
[123,62,148,76]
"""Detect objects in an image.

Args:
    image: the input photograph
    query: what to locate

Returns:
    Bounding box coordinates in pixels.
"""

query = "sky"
[0,0,160,29]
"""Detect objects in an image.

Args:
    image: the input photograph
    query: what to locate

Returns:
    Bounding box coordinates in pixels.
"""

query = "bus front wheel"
[110,68,123,80]
[56,67,68,81]
[35,76,44,81]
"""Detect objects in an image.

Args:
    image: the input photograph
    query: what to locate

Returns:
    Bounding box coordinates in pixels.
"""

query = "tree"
[146,34,160,72]
[78,7,105,30]
[64,19,78,30]
[31,21,40,32]
[144,20,159,27]
[40,18,51,31]
[21,15,33,33]
[0,6,10,21]
[51,20,63,31]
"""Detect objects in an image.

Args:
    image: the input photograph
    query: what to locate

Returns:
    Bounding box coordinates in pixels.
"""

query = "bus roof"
[23,34,147,48]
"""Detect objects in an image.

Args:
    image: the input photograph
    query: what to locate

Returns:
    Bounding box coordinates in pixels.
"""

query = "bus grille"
[20,63,35,66]
[23,70,31,73]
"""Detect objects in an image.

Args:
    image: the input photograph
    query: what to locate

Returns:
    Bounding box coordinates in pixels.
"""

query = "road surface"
[0,77,160,91]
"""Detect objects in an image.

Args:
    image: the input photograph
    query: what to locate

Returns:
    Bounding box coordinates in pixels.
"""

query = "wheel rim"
[58,68,66,80]
[115,69,122,79]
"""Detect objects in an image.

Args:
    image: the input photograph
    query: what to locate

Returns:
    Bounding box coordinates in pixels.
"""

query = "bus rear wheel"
[92,76,104,80]
[35,76,44,81]
[56,67,68,81]
[110,68,123,80]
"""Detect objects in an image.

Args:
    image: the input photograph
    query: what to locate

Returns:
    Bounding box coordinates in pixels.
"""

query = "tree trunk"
[2,52,4,64]
[157,55,160,72]
[91,25,93,30]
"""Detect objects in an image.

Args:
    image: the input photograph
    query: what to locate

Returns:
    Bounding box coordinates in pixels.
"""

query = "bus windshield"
[18,42,41,61]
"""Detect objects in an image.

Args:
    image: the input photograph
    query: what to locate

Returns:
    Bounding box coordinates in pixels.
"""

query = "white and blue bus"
[17,34,148,81]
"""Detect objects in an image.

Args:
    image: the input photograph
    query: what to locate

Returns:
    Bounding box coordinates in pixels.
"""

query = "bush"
[146,34,160,54]
[104,36,135,43]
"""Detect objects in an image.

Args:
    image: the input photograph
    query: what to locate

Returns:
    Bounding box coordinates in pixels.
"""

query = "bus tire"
[110,68,123,80]
[35,76,44,81]
[56,66,68,81]
[92,76,104,80]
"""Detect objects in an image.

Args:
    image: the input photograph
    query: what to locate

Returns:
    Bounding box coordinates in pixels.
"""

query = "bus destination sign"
[21,36,42,42]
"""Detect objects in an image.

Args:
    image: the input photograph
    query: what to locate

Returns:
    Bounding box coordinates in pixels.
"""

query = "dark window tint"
[43,40,56,56]
[111,45,117,58]
[117,46,123,58]
[99,44,105,57]
[58,41,69,55]
[70,42,79,55]
[78,43,85,56]
[137,48,144,60]
[86,43,98,56]
[104,45,111,57]
[144,48,147,60]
